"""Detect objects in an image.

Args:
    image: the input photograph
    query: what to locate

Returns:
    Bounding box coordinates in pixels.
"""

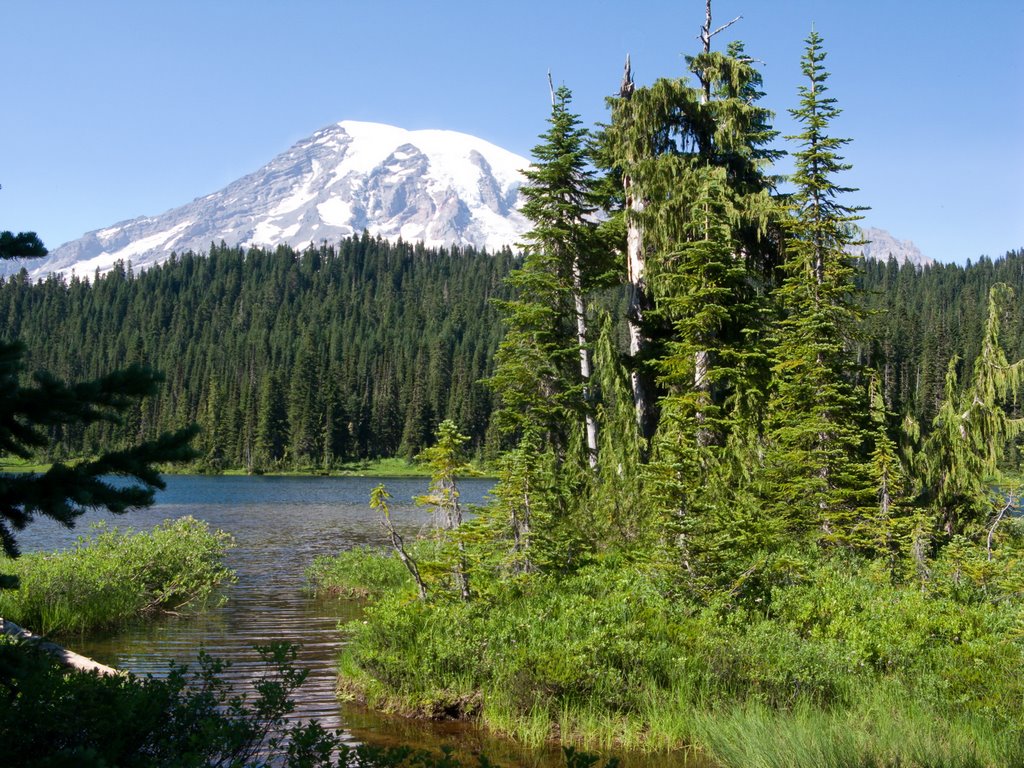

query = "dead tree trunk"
[1,617,120,676]
[572,257,599,469]
[373,485,428,600]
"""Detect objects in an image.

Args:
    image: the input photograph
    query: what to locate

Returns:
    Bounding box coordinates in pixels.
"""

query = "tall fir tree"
[602,18,781,567]
[761,30,870,545]
[489,84,605,455]
[486,83,608,570]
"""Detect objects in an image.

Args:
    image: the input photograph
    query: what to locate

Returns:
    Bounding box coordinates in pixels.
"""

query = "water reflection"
[19,475,492,731]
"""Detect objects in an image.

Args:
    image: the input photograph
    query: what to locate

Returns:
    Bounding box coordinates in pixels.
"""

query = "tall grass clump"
[334,550,1024,767]
[306,546,412,599]
[0,516,234,635]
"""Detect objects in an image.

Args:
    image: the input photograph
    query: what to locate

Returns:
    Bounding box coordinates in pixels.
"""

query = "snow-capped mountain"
[849,227,933,267]
[15,121,530,280]
[8,120,935,282]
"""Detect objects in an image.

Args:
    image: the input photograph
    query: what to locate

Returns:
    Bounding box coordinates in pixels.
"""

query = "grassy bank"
[319,547,1024,768]
[225,458,437,477]
[222,457,497,478]
[0,517,234,635]
[3,456,495,479]
[0,457,55,473]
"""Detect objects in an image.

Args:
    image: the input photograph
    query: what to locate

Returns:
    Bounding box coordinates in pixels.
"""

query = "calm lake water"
[18,474,709,767]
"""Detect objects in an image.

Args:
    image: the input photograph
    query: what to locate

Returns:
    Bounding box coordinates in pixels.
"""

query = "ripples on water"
[18,475,492,732]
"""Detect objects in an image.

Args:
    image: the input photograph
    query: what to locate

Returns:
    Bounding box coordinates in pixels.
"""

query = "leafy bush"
[0,516,234,634]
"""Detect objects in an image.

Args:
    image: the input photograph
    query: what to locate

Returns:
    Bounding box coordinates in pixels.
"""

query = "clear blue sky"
[2,0,1021,264]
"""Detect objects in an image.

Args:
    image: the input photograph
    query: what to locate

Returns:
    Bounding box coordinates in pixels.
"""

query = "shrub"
[0,516,234,635]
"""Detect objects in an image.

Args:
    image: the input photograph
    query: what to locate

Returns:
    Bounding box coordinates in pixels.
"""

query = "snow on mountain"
[849,226,934,267]
[12,121,531,280]
[6,121,937,282]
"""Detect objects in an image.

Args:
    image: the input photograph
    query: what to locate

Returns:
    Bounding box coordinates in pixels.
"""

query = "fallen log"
[1,616,120,677]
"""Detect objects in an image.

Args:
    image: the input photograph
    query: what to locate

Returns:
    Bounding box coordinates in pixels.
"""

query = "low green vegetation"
[0,517,234,635]
[307,546,412,599]
[0,457,51,473]
[332,546,1024,766]
[228,456,491,478]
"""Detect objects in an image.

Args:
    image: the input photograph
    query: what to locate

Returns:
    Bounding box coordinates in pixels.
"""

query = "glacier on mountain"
[13,121,530,280]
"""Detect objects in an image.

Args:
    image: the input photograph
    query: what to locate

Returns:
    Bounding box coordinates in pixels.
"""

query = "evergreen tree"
[0,231,47,260]
[489,84,605,460]
[921,283,1024,538]
[520,82,609,469]
[288,333,322,468]
[761,30,870,545]
[602,18,780,564]
[485,83,609,572]
[255,371,288,469]
[866,374,919,569]
[601,11,780,447]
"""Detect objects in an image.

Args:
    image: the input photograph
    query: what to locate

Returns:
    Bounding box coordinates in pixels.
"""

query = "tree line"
[0,236,514,470]
[0,237,1022,479]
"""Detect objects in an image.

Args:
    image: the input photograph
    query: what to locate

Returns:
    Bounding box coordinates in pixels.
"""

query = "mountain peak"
[850,226,934,267]
[15,121,531,280]
[7,124,939,282]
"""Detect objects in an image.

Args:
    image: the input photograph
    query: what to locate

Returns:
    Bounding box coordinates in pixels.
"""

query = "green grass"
[3,454,498,478]
[215,458,432,477]
[306,546,413,599]
[0,516,235,635]
[687,694,1023,768]
[328,547,1024,767]
[0,457,53,473]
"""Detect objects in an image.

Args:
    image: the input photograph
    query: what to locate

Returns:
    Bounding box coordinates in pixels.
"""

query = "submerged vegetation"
[0,517,234,635]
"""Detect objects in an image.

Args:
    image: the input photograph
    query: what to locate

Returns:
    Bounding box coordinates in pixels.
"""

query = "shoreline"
[0,457,496,480]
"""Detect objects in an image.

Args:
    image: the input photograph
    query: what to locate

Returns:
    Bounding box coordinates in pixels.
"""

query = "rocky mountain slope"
[15,121,530,280]
[848,226,933,267]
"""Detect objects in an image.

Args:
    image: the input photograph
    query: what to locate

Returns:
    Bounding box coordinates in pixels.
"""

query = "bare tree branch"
[700,0,742,54]
[988,492,1015,561]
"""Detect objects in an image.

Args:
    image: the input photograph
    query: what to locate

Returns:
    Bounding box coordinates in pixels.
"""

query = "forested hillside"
[0,236,515,469]
[859,250,1024,427]
[1,236,1022,472]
